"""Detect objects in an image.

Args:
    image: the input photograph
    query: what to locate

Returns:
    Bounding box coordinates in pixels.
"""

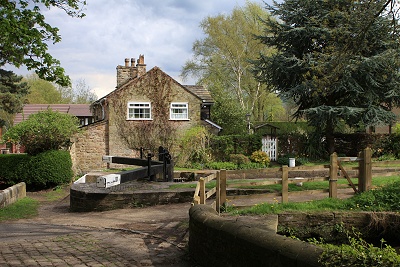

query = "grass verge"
[229,178,400,215]
[0,197,39,221]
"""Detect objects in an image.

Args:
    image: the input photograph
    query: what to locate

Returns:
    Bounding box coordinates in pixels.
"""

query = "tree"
[3,108,80,155]
[0,69,28,127]
[181,2,280,133]
[253,0,400,154]
[25,74,97,104]
[25,73,63,104]
[0,0,86,86]
[68,78,97,103]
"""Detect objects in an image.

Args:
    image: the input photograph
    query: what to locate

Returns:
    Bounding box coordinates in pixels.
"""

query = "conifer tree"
[254,0,400,154]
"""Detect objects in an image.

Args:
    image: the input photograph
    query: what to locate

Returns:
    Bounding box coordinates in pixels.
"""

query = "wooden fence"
[193,148,400,212]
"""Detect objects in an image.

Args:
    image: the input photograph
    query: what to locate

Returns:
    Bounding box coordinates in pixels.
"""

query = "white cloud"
[10,0,276,99]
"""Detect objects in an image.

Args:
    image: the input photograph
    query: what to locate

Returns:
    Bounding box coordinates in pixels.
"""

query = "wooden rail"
[192,170,227,213]
[194,148,383,211]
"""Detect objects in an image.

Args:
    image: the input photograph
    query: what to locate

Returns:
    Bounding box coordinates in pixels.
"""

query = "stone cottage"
[71,55,221,173]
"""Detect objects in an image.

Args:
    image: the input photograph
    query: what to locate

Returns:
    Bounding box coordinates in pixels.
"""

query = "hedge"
[0,150,73,190]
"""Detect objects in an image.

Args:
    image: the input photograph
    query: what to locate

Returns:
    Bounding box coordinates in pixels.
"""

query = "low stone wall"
[0,182,26,208]
[70,183,193,212]
[189,205,323,267]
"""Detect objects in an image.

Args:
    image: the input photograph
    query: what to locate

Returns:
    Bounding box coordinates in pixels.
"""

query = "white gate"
[262,136,277,161]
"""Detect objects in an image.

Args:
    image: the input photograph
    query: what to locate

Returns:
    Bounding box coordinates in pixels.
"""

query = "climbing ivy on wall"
[111,68,178,155]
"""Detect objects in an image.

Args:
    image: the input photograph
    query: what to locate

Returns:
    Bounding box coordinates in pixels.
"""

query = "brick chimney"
[116,55,146,87]
[137,54,146,77]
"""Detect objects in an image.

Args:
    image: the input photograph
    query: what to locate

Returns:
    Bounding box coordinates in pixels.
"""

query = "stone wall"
[70,121,108,174]
[70,183,193,212]
[189,205,323,267]
[0,182,26,208]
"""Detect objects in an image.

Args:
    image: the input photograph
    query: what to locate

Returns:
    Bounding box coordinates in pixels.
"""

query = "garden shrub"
[0,150,73,190]
[250,150,270,167]
[175,126,210,167]
[0,154,29,185]
[204,162,237,170]
[209,133,262,161]
[229,154,250,165]
[2,108,80,155]
[372,134,400,159]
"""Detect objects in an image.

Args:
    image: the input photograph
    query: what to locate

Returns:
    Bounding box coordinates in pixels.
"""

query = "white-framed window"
[170,102,189,120]
[127,102,152,120]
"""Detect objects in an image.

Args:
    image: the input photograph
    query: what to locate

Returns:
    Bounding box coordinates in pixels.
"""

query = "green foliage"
[317,232,400,267]
[276,155,309,166]
[204,161,238,170]
[373,134,400,159]
[3,108,79,155]
[210,134,262,161]
[0,0,86,86]
[176,126,211,167]
[181,2,281,131]
[348,181,400,212]
[229,154,250,165]
[0,150,73,189]
[250,150,270,167]
[0,70,28,127]
[0,153,29,184]
[254,0,400,154]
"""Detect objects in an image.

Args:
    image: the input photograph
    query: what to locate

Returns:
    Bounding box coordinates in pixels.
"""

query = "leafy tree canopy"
[2,108,80,155]
[181,2,280,134]
[0,0,86,86]
[24,73,97,104]
[0,69,28,127]
[253,0,400,154]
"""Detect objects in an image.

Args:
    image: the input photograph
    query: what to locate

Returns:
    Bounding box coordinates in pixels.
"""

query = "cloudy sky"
[13,0,275,99]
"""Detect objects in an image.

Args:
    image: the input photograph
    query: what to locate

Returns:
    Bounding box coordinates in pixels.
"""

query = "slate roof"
[184,85,214,104]
[13,104,92,125]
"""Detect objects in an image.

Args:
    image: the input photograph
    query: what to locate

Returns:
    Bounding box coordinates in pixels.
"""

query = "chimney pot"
[124,58,129,67]
[131,58,135,67]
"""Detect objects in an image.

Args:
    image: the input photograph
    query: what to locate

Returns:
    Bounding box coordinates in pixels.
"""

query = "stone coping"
[0,182,26,208]
[189,205,323,267]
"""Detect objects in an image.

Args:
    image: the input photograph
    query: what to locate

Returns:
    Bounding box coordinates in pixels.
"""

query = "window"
[127,102,152,120]
[170,103,188,120]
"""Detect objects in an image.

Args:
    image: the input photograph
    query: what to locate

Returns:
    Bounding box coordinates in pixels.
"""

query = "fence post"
[281,166,288,203]
[199,178,206,204]
[220,169,227,208]
[216,170,227,213]
[216,171,221,213]
[147,153,154,181]
[329,152,338,198]
[359,148,372,192]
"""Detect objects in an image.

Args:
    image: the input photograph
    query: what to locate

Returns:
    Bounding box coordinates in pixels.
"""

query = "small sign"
[102,155,113,163]
[97,174,121,188]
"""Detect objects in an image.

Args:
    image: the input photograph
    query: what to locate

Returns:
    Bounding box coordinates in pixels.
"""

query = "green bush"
[0,150,73,190]
[276,155,309,166]
[210,133,262,161]
[204,162,238,170]
[229,154,250,165]
[2,108,80,155]
[250,150,270,167]
[0,154,30,184]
